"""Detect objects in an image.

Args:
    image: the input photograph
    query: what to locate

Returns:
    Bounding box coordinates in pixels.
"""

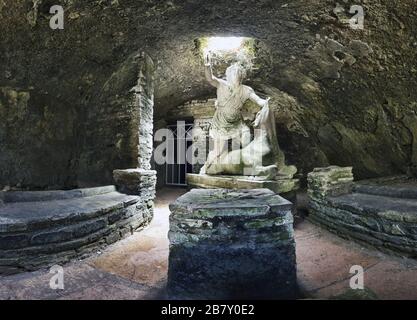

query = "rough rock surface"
[0,1,416,189]
[167,188,297,299]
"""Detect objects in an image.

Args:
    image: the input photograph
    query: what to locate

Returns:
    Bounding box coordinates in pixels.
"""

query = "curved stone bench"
[0,186,153,275]
[308,168,417,258]
[353,178,417,200]
[0,186,117,203]
[310,193,417,257]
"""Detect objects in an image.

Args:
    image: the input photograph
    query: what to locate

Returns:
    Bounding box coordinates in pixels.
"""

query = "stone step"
[311,192,417,258]
[354,183,417,200]
[1,185,117,203]
[0,190,152,275]
[329,193,417,222]
[0,191,140,233]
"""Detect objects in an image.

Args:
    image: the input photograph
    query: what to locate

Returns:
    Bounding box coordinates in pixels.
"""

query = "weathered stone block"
[120,227,131,238]
[129,215,146,231]
[0,234,29,250]
[308,166,353,201]
[168,189,297,300]
[113,168,156,197]
[107,210,126,225]
[105,232,121,245]
[31,228,73,245]
[30,218,108,246]
[72,219,107,238]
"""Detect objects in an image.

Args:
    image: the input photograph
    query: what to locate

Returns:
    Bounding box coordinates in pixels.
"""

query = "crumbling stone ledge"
[308,167,417,257]
[0,187,154,275]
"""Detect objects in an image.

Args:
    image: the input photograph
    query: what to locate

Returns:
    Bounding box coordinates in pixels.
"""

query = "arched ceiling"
[1,0,336,111]
[1,0,417,182]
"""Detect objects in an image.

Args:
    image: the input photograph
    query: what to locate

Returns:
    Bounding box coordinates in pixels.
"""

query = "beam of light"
[204,37,246,53]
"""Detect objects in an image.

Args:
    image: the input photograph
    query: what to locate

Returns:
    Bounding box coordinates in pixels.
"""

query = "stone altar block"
[167,188,297,300]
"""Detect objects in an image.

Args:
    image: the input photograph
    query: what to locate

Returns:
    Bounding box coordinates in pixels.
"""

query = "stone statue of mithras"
[200,53,297,180]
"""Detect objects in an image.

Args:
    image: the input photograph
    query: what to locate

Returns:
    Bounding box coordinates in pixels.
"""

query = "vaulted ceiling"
[1,0,417,185]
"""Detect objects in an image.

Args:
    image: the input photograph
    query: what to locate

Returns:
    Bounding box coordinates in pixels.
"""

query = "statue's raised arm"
[204,53,221,88]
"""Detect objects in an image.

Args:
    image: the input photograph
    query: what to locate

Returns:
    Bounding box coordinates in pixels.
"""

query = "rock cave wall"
[0,0,416,189]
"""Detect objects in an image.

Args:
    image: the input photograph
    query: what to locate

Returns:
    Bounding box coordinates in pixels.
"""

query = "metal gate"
[165,122,194,186]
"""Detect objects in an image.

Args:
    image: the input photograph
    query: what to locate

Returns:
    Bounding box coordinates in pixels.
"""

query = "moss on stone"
[330,288,379,300]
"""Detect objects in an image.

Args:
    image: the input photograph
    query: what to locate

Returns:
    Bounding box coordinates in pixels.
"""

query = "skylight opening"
[204,37,246,54]
[198,36,256,76]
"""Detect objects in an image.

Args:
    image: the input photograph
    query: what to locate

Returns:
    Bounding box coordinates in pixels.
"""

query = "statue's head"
[226,64,245,85]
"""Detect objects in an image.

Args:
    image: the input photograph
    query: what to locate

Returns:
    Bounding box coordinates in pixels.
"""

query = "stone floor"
[1,188,417,300]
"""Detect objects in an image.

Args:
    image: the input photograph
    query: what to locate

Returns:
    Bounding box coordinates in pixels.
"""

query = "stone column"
[113,52,156,214]
[134,52,155,171]
[168,188,297,300]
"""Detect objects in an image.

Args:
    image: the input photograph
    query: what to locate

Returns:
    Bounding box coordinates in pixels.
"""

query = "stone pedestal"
[168,188,297,300]
[187,173,300,195]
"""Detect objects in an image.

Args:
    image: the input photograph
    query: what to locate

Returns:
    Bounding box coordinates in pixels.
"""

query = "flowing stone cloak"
[210,83,251,140]
[254,102,286,169]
